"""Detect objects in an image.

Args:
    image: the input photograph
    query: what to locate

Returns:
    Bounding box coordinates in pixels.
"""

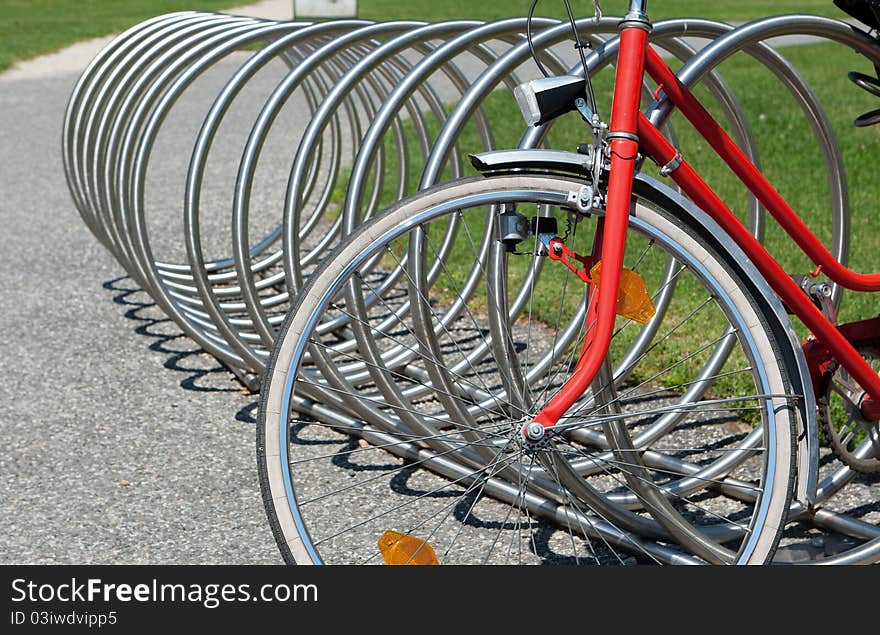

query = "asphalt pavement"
[0,56,281,565]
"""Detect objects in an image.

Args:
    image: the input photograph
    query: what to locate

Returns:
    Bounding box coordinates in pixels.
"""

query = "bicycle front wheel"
[258,173,798,565]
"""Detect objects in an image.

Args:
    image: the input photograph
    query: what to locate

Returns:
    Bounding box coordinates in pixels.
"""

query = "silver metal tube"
[63,11,878,564]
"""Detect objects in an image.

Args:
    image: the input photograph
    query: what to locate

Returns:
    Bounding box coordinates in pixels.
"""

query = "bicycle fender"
[469,149,593,175]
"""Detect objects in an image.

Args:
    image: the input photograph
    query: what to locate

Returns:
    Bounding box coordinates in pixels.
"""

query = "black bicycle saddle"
[835,0,880,32]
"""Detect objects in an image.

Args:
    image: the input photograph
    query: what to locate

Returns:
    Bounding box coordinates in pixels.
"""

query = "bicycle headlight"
[514,82,543,126]
[514,75,587,127]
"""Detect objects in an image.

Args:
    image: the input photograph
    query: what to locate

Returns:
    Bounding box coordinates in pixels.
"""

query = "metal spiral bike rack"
[64,10,880,564]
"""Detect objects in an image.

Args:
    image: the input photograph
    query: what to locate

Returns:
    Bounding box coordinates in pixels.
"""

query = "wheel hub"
[519,421,553,451]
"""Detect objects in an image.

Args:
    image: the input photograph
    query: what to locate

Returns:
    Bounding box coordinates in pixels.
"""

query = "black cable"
[562,0,599,116]
[528,1,603,128]
[527,0,551,77]
[563,0,590,76]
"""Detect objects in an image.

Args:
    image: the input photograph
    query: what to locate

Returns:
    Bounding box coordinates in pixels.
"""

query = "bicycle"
[257,0,880,564]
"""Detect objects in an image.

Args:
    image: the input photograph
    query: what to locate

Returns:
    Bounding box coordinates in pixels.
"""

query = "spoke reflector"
[591,261,656,324]
[378,530,440,565]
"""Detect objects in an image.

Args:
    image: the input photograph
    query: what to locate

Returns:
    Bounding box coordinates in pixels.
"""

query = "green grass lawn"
[350,36,880,399]
[360,1,842,23]
[0,0,247,72]
[0,1,853,73]
[360,38,880,323]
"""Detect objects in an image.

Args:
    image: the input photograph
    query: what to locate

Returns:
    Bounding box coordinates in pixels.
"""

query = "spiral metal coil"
[63,11,878,562]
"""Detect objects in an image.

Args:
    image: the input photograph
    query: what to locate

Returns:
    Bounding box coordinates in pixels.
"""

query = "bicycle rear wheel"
[258,173,798,565]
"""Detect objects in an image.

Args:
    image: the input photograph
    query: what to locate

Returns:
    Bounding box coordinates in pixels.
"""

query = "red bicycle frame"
[534,1,880,429]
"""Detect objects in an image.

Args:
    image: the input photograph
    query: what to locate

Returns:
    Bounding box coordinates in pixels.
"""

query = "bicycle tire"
[258,172,798,565]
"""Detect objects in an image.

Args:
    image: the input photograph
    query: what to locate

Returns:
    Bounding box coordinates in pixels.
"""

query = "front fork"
[532,23,649,429]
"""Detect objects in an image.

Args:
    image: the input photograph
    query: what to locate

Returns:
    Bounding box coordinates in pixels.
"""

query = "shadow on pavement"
[103,275,248,395]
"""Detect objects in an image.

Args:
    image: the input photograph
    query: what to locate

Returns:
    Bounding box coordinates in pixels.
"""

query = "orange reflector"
[590,261,656,325]
[378,530,439,565]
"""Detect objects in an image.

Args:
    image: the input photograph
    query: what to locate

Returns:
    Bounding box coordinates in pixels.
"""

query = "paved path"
[0,2,293,565]
[0,1,293,82]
